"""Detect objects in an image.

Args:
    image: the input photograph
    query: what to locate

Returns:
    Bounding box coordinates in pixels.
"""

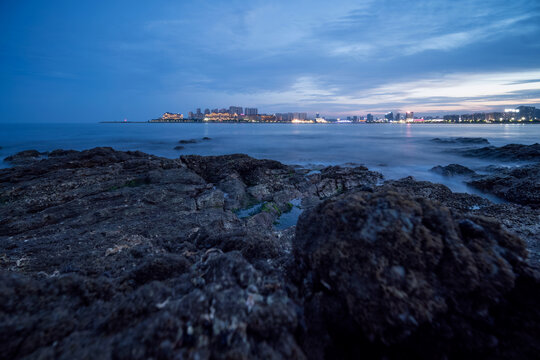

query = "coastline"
[101,120,540,124]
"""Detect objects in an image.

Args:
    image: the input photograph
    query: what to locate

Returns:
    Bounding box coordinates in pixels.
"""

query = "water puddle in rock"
[274,198,303,230]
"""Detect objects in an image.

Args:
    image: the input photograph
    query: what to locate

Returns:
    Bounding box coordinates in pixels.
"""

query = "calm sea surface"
[1,123,539,197]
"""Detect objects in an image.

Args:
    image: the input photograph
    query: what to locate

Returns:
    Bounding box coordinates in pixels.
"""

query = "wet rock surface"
[432,137,490,145]
[467,164,540,208]
[441,142,540,208]
[430,163,476,177]
[460,143,540,161]
[0,147,539,359]
[3,149,44,165]
[294,190,539,359]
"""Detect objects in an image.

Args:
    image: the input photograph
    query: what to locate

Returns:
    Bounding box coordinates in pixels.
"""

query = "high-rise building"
[204,108,210,115]
[406,111,414,120]
[517,106,536,121]
[367,113,374,122]
[385,112,394,121]
[229,106,243,115]
[196,108,202,115]
[293,112,307,120]
[395,113,401,121]
[245,108,258,116]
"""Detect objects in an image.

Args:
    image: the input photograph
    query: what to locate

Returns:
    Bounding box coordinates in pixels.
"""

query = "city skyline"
[1,0,539,122]
[153,104,539,123]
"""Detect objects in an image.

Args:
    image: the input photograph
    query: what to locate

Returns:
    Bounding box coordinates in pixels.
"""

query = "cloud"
[181,70,540,115]
[2,0,540,122]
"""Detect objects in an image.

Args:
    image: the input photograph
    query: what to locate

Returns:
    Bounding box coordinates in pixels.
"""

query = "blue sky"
[1,0,539,121]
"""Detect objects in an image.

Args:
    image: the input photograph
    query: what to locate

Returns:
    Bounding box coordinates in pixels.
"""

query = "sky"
[1,0,539,122]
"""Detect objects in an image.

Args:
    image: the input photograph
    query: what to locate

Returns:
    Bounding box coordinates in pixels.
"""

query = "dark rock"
[431,163,476,176]
[0,148,306,359]
[202,137,211,140]
[1,147,539,359]
[181,153,293,186]
[125,253,191,285]
[173,145,185,150]
[306,165,382,199]
[461,143,540,161]
[293,190,538,358]
[48,149,79,157]
[4,150,42,165]
[218,175,248,210]
[380,176,490,212]
[432,137,490,145]
[467,163,540,208]
[179,139,198,144]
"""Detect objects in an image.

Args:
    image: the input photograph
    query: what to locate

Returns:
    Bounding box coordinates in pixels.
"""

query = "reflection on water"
[1,123,538,196]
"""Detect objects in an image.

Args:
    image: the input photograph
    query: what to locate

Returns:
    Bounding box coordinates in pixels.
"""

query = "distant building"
[367,113,374,122]
[293,112,307,120]
[395,113,401,121]
[229,106,243,115]
[385,112,394,121]
[260,115,276,122]
[275,113,295,121]
[517,106,536,121]
[204,112,238,122]
[161,112,183,120]
[204,108,210,115]
[406,111,414,120]
[245,108,258,116]
[188,112,194,119]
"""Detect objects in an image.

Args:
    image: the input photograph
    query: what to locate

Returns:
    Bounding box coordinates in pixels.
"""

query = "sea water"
[1,122,539,197]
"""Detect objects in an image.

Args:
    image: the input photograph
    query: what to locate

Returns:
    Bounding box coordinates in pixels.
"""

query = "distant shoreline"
[99,121,540,125]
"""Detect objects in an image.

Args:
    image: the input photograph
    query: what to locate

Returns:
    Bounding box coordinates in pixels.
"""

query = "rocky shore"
[1,145,539,359]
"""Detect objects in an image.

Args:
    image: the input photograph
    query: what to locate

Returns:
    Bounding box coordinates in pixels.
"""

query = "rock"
[173,145,185,150]
[293,190,538,358]
[471,203,540,270]
[202,137,211,140]
[0,148,304,359]
[461,143,540,161]
[4,150,42,165]
[181,154,291,185]
[431,137,490,145]
[1,147,539,359]
[179,139,198,144]
[467,163,540,208]
[431,163,476,176]
[247,184,273,201]
[48,149,79,157]
[217,175,248,210]
[380,176,490,212]
[307,166,382,198]
[196,188,225,209]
